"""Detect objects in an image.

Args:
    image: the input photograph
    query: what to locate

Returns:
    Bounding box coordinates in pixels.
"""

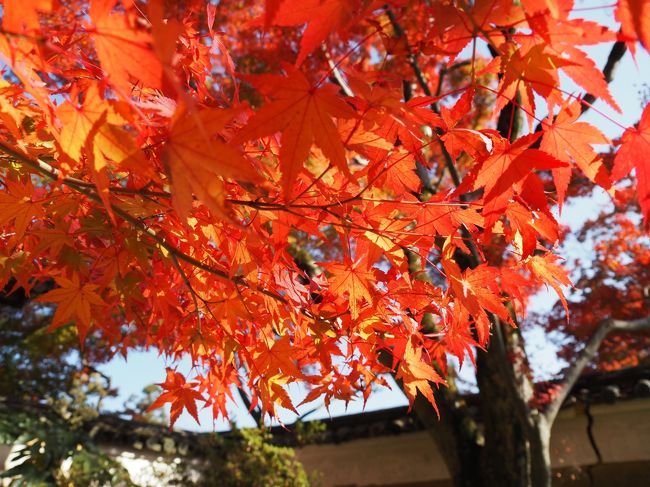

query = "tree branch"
[545,315,650,423]
[385,7,463,188]
[323,45,354,97]
[235,386,263,426]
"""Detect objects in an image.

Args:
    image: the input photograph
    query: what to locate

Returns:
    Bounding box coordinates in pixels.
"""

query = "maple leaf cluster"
[542,188,650,373]
[0,0,647,426]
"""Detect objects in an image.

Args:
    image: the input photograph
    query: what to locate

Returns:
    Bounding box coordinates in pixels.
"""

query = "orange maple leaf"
[57,84,141,169]
[408,196,484,237]
[37,274,106,339]
[163,106,260,220]
[440,88,493,161]
[323,258,375,320]
[56,84,113,162]
[395,338,444,414]
[233,68,356,195]
[497,43,571,127]
[256,374,298,416]
[0,179,44,240]
[148,368,205,428]
[253,335,305,379]
[1,0,53,33]
[557,45,620,113]
[524,254,572,316]
[517,3,620,112]
[56,83,143,218]
[349,77,443,155]
[203,367,238,420]
[89,0,163,94]
[505,202,559,259]
[441,240,512,344]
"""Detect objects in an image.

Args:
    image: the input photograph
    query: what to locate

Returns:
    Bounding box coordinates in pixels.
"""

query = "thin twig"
[170,254,202,333]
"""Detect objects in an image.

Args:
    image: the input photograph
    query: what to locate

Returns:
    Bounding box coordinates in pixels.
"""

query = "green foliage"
[2,388,315,486]
[0,408,133,486]
[292,420,326,447]
[174,428,314,487]
[0,301,78,398]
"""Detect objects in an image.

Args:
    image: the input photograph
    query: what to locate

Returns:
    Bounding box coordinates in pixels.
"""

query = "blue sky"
[99,5,650,432]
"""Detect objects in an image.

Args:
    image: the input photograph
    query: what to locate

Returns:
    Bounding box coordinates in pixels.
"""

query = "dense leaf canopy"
[0,0,648,427]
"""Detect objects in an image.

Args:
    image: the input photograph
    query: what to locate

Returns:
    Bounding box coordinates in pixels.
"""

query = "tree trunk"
[477,350,531,486]
[413,357,553,487]
[529,414,552,487]
[475,328,553,487]
[409,331,555,487]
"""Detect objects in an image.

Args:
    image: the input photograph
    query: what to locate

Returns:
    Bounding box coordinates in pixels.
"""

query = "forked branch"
[545,315,650,423]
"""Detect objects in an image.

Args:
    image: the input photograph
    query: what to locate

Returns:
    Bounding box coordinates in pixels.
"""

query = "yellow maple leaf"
[325,258,375,319]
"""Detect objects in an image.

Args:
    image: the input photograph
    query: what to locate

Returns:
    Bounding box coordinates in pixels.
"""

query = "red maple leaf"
[233,67,356,195]
[612,104,650,224]
[272,0,358,65]
[472,133,567,227]
[540,101,611,207]
[616,0,650,52]
[147,368,205,428]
